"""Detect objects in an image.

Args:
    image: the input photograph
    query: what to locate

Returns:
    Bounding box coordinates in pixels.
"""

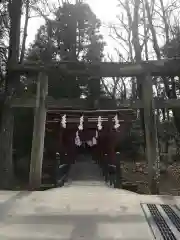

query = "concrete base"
[0,186,180,239]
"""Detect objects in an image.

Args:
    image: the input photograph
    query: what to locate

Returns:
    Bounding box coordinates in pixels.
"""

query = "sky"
[26,0,119,54]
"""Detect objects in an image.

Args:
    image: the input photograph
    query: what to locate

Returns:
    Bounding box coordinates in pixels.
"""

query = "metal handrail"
[55,163,70,186]
[58,164,68,169]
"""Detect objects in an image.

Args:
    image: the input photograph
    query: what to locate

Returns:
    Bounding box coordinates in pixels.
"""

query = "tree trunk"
[20,0,30,63]
[0,103,14,188]
[0,0,22,189]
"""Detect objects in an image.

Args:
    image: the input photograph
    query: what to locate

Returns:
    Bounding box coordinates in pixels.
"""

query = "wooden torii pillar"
[142,73,160,194]
[29,72,48,189]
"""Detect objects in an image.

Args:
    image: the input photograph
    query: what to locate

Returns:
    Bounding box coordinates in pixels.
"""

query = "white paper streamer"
[75,131,82,146]
[95,130,98,138]
[87,130,98,147]
[87,140,93,147]
[61,114,66,128]
[92,137,97,145]
[97,116,102,130]
[114,114,120,129]
[78,115,84,131]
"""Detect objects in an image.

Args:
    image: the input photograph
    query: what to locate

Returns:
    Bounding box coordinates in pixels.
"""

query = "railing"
[55,163,70,187]
[98,154,122,188]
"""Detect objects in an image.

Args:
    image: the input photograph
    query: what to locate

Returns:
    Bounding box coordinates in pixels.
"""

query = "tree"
[109,0,180,193]
[27,1,105,103]
[162,26,180,58]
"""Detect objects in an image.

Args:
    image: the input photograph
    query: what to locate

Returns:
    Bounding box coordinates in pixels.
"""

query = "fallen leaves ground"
[122,160,180,195]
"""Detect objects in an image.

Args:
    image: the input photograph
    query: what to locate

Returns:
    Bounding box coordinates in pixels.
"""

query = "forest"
[0,0,180,194]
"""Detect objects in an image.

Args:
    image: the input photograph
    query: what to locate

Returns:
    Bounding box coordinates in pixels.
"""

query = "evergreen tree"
[27,1,106,100]
[162,27,180,58]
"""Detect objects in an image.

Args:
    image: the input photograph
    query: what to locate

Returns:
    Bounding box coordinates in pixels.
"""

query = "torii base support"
[115,156,122,189]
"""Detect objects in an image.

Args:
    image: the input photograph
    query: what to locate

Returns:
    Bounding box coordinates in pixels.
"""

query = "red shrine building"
[44,108,136,170]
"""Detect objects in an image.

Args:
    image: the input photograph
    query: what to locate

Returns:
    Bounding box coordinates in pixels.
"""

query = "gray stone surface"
[0,161,179,239]
[0,187,154,240]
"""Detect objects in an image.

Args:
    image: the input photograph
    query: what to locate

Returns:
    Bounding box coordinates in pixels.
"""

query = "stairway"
[67,160,105,187]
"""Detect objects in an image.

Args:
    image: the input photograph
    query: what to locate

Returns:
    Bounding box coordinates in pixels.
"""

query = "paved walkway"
[1,161,180,239]
[1,187,180,239]
[0,188,151,240]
